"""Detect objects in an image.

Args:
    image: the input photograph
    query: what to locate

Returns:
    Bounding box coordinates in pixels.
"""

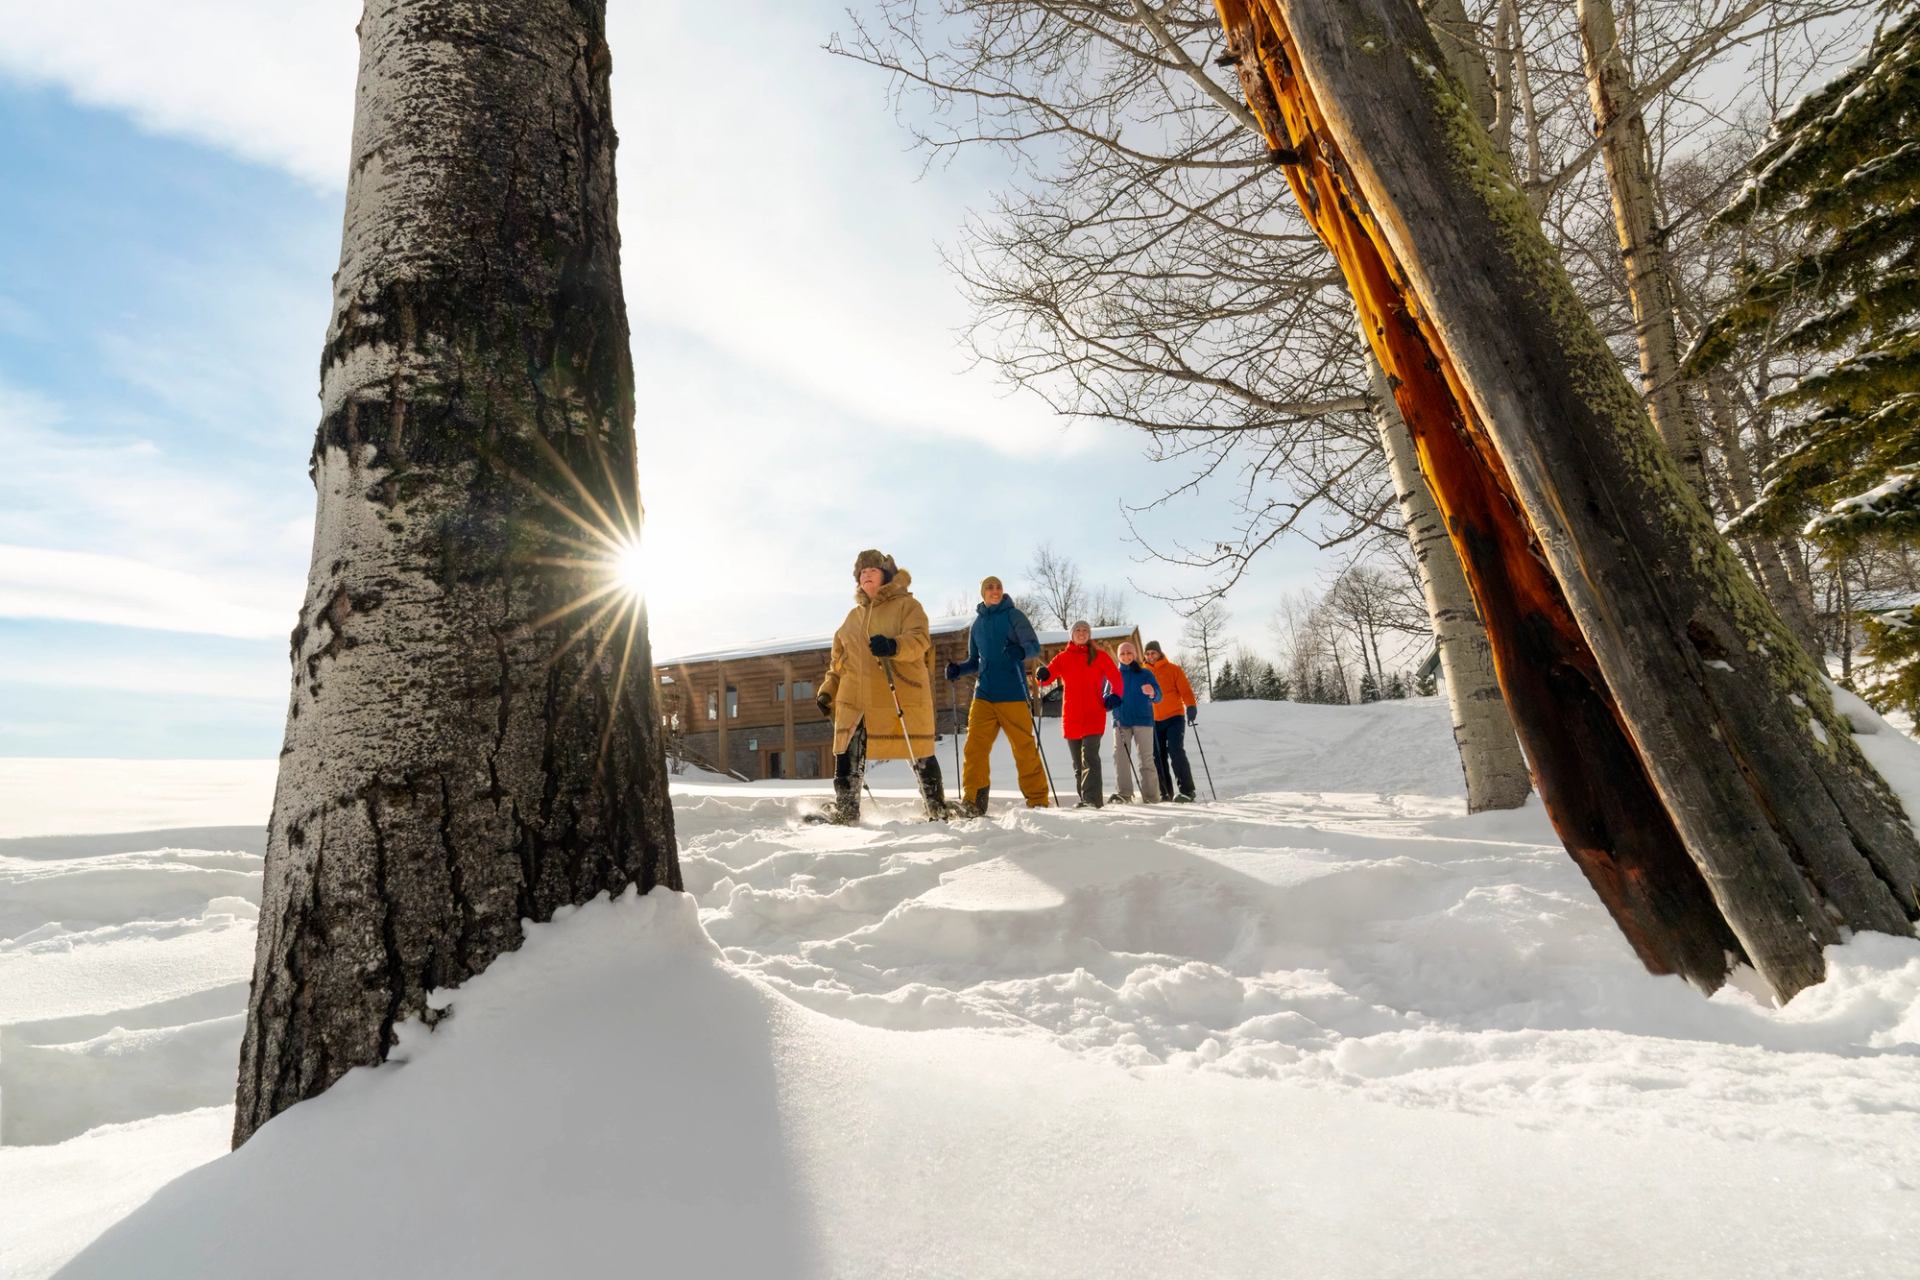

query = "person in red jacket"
[1034,620,1122,808]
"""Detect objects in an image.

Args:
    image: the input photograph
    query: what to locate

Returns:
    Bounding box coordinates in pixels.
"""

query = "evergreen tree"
[1359,671,1380,703]
[1416,665,1438,697]
[1691,6,1920,711]
[1213,658,1242,701]
[1258,661,1291,700]
[1386,672,1410,700]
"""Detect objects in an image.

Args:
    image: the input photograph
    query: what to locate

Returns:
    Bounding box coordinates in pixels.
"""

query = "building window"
[797,749,820,777]
[727,686,739,719]
[792,680,814,701]
[706,692,718,721]
[775,683,786,702]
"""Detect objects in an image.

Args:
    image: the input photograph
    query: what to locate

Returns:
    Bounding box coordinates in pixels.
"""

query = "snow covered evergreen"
[1693,4,1920,710]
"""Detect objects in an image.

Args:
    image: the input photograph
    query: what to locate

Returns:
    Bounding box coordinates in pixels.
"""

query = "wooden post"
[1211,0,1920,1000]
[782,657,796,779]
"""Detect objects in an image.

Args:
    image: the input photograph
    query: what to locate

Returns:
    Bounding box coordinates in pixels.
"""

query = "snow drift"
[9,699,1920,1278]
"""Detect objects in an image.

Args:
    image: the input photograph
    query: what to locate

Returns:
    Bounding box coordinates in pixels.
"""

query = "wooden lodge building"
[654,618,1141,780]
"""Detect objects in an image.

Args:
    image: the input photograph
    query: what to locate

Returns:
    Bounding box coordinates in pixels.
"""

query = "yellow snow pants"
[961,699,1051,808]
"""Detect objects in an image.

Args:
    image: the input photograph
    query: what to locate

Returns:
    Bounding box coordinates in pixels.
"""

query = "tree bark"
[234,0,679,1147]
[1576,0,1710,500]
[1213,0,1920,1001]
[1369,356,1531,811]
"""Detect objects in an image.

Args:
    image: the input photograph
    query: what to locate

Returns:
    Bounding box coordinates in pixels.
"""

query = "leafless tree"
[1089,584,1130,628]
[1326,563,1429,683]
[1179,599,1230,697]
[1023,542,1088,629]
[834,0,1878,607]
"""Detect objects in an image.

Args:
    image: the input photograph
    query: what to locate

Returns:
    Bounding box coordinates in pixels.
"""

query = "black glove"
[1036,664,1051,683]
[815,689,833,717]
[944,661,963,682]
[1186,706,1198,725]
[868,634,898,658]
[1102,693,1122,711]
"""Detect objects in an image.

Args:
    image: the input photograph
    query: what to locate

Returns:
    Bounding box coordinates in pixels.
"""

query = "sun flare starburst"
[491,428,657,773]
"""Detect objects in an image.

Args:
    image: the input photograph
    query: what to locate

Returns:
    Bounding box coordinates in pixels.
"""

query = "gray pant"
[1112,723,1161,802]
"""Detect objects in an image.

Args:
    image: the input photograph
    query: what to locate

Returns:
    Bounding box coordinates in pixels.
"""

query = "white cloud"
[612,4,1074,457]
[0,544,291,639]
[0,0,1073,457]
[0,382,310,576]
[0,0,357,185]
[0,383,307,637]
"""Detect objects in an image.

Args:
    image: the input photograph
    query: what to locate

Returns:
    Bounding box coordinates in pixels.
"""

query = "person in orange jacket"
[1143,640,1199,803]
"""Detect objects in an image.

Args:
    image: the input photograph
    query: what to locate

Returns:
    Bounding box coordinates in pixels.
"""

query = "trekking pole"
[1190,722,1219,803]
[880,656,939,815]
[879,657,921,761]
[947,675,963,788]
[1117,727,1147,803]
[1025,676,1061,808]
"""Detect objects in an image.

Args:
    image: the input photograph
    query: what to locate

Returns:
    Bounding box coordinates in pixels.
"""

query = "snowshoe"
[801,804,860,827]
[1174,792,1196,804]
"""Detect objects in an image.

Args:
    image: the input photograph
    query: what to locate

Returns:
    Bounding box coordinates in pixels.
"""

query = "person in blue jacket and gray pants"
[1104,639,1162,803]
[945,576,1049,814]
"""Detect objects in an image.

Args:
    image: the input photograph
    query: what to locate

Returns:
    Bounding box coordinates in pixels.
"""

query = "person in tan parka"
[814,549,948,822]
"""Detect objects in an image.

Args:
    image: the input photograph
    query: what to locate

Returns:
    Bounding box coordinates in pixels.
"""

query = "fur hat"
[853,549,896,584]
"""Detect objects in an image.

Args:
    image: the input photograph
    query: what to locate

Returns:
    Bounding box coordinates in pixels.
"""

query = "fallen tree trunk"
[1212,0,1920,1000]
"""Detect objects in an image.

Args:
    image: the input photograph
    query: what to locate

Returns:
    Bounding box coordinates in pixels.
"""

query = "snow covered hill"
[8,699,1920,1278]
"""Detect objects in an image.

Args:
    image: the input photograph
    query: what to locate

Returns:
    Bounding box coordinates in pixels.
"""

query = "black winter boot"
[916,756,950,821]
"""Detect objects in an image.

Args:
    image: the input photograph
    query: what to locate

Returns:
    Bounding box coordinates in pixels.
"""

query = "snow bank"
[12,698,1920,1277]
[56,889,1920,1280]
[0,832,260,1155]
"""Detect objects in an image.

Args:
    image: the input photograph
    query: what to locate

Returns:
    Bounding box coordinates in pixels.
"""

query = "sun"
[612,537,649,598]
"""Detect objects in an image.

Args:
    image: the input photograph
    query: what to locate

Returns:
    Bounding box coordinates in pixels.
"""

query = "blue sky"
[0,0,1326,758]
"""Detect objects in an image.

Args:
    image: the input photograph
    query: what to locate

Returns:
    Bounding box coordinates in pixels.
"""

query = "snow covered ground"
[7,699,1920,1278]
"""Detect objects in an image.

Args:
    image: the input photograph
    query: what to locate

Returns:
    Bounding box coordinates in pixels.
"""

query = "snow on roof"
[655,617,1134,668]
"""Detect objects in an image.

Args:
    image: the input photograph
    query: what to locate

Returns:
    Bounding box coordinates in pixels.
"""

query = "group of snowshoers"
[813,549,1202,824]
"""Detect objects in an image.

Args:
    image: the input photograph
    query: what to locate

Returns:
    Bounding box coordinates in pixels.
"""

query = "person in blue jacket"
[1103,639,1162,803]
[944,576,1049,814]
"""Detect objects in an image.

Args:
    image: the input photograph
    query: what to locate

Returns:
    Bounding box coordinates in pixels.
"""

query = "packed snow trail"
[7,699,1920,1278]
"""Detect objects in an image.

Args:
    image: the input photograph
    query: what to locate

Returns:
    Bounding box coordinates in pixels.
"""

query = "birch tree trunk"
[1700,379,1823,652]
[1213,0,1920,1001]
[233,0,679,1146]
[1370,356,1531,811]
[1577,0,1710,499]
